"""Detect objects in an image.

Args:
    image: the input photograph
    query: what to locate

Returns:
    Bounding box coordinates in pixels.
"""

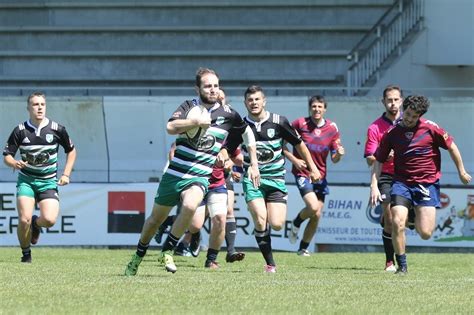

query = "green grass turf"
[1,247,473,314]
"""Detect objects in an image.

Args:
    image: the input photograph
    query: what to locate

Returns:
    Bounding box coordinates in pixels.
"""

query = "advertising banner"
[0,183,472,249]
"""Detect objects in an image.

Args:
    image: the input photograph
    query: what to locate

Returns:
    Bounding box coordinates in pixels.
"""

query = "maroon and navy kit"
[376,118,453,185]
[291,117,340,180]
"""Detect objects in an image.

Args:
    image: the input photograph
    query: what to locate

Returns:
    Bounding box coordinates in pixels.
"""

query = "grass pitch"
[1,247,473,314]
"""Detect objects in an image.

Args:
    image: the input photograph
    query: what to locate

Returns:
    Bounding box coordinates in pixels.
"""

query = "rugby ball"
[185,105,209,143]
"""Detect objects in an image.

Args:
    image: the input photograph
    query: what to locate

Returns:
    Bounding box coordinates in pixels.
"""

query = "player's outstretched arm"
[294,142,321,183]
[4,154,28,170]
[282,142,307,171]
[59,148,77,186]
[241,126,260,188]
[370,161,383,206]
[448,142,472,185]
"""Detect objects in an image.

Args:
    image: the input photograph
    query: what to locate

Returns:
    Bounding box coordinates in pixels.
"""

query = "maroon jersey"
[209,147,240,189]
[291,117,340,179]
[209,166,225,189]
[376,118,453,184]
[364,113,397,175]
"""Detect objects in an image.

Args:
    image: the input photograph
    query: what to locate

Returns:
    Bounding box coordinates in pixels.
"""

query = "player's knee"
[180,202,198,214]
[18,216,32,226]
[42,217,56,228]
[270,223,283,231]
[419,229,433,240]
[213,214,226,226]
[392,217,406,232]
[306,204,319,216]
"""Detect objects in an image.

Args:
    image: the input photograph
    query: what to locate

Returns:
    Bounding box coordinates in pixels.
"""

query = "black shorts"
[225,175,234,192]
[37,189,59,202]
[378,173,393,204]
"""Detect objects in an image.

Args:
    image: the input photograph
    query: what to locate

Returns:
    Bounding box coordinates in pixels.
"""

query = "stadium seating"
[0,0,393,96]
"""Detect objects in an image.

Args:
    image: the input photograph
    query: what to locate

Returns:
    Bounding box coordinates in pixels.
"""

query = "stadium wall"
[369,0,474,97]
[0,96,472,185]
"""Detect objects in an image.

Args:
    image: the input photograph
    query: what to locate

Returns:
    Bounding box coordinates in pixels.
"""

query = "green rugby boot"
[160,251,177,273]
[124,253,142,276]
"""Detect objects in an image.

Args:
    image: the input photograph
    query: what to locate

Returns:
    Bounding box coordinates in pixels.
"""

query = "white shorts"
[196,191,227,218]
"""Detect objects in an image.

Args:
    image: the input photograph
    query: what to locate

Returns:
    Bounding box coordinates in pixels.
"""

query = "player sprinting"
[3,92,77,263]
[364,85,403,272]
[240,85,320,273]
[370,95,471,274]
[285,95,344,256]
[125,68,260,275]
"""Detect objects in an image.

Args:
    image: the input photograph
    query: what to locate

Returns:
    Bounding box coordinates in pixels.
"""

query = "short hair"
[383,85,403,99]
[195,67,218,87]
[308,95,327,108]
[27,91,46,105]
[402,95,430,116]
[244,85,265,99]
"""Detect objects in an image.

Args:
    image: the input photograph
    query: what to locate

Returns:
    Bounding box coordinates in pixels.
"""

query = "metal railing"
[346,0,424,96]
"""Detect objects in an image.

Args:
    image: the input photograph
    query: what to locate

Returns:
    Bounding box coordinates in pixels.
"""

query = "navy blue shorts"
[200,185,227,206]
[391,180,441,208]
[294,176,328,202]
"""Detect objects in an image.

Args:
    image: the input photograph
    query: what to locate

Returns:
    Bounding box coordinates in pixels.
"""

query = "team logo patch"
[443,132,449,140]
[267,128,275,138]
[314,129,321,136]
[46,134,54,143]
[297,177,307,188]
[216,116,225,126]
[196,134,216,150]
[404,132,414,140]
[256,147,274,163]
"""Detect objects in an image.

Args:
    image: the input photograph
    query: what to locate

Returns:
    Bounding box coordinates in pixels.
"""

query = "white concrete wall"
[0,97,107,182]
[369,0,474,97]
[423,0,474,65]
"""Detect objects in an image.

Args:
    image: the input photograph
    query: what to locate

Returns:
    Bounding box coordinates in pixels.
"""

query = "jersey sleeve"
[375,130,392,163]
[291,118,300,131]
[224,110,248,153]
[364,124,379,157]
[57,125,75,154]
[168,100,193,122]
[230,109,247,135]
[429,121,453,150]
[329,122,341,153]
[280,115,302,146]
[2,127,21,157]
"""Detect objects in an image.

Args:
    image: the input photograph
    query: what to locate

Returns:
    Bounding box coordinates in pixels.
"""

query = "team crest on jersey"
[46,134,54,143]
[443,132,449,140]
[256,147,274,163]
[314,129,321,136]
[267,128,275,138]
[216,116,225,126]
[404,132,414,140]
[192,134,216,151]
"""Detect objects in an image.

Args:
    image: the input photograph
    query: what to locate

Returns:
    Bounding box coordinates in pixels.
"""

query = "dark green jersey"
[242,112,301,182]
[166,99,247,179]
[3,118,75,180]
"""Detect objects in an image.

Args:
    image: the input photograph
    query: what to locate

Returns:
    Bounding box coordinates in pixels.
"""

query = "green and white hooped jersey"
[242,112,302,182]
[3,118,75,180]
[166,99,247,179]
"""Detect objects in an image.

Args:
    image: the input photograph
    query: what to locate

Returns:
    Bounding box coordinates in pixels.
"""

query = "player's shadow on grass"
[307,266,374,271]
